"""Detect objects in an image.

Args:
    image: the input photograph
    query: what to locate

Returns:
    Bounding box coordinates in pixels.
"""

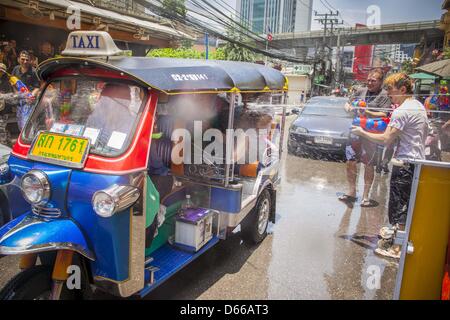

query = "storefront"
[0,0,193,57]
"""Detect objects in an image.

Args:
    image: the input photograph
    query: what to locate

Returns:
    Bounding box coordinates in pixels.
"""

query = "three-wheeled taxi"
[0,31,288,299]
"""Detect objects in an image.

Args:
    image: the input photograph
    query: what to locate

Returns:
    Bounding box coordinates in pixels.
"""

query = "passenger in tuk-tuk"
[86,83,141,148]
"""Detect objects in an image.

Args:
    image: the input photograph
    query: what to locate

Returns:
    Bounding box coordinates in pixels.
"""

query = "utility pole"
[205,32,209,60]
[314,10,343,91]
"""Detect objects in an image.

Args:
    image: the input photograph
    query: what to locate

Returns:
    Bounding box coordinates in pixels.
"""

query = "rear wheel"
[241,189,271,244]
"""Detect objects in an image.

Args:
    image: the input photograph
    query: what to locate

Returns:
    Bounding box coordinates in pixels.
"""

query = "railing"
[274,20,441,40]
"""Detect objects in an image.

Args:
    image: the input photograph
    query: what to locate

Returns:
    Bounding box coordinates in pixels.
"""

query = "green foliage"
[210,47,226,60]
[219,27,256,62]
[401,58,414,74]
[162,0,187,18]
[444,47,450,60]
[147,47,204,59]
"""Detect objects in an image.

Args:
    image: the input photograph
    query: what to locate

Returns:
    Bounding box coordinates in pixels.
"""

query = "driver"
[86,83,137,148]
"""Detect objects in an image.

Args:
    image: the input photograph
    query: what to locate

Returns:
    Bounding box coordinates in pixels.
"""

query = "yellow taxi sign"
[61,31,123,57]
[29,132,90,169]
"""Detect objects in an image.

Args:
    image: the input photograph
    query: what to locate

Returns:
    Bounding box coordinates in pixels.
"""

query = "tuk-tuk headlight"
[92,185,140,218]
[21,170,51,205]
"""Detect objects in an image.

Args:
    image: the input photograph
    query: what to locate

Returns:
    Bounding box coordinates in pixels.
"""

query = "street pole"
[336,30,341,84]
[265,40,268,66]
[205,32,209,60]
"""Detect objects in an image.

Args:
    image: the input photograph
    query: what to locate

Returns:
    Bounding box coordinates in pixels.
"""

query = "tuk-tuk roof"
[38,57,288,95]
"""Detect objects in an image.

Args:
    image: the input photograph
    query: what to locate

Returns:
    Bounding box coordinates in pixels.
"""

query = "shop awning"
[409,73,437,80]
[1,0,193,41]
[416,59,450,78]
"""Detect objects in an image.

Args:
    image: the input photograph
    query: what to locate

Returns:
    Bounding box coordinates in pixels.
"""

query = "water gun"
[352,116,390,133]
[352,99,367,115]
[8,75,33,99]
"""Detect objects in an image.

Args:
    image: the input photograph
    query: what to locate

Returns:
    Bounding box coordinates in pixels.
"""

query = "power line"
[134,0,309,63]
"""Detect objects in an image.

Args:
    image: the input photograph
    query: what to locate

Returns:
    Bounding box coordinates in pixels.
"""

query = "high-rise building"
[236,0,313,34]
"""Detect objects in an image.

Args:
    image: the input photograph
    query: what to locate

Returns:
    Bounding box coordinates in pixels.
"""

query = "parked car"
[288,96,353,157]
[0,143,11,226]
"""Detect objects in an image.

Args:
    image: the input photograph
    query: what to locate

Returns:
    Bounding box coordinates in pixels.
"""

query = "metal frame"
[393,163,422,300]
[224,92,236,188]
[393,158,450,299]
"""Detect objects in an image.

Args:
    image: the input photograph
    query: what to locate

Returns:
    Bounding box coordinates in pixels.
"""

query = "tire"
[0,265,78,300]
[241,189,271,245]
[0,190,9,226]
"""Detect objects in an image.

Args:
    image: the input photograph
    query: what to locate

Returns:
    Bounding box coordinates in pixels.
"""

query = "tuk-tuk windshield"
[22,79,146,157]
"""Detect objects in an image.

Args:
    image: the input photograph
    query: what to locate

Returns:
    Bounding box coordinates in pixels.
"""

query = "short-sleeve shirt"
[351,87,391,115]
[11,65,40,91]
[388,99,428,161]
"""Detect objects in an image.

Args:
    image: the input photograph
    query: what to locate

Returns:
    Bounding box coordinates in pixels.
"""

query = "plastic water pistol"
[351,99,389,133]
[352,99,367,116]
[8,75,33,99]
[352,116,390,133]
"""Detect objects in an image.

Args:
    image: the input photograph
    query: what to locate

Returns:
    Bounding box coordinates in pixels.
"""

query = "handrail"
[274,20,441,40]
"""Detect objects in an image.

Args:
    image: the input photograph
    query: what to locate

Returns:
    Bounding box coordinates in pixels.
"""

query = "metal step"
[139,236,220,297]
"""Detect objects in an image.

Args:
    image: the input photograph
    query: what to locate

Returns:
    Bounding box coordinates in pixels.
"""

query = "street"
[141,118,399,299]
[2,114,449,300]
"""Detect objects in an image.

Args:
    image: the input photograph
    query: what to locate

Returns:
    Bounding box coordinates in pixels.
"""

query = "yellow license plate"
[29,132,90,168]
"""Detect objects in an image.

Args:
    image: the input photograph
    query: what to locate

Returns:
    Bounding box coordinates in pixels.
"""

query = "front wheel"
[0,265,79,300]
[0,266,54,300]
[241,189,271,244]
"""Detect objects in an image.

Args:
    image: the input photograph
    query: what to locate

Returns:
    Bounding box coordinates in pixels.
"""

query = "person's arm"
[443,119,450,136]
[364,94,390,118]
[365,109,388,118]
[351,125,401,146]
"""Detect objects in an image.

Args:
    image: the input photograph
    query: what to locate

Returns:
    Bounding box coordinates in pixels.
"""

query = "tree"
[401,58,414,74]
[162,0,187,18]
[219,27,256,62]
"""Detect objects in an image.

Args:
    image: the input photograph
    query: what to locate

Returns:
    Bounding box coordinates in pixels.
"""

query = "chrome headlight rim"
[21,170,51,205]
[92,184,140,218]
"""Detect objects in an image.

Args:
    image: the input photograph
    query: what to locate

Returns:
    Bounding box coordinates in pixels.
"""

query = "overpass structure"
[272,20,443,49]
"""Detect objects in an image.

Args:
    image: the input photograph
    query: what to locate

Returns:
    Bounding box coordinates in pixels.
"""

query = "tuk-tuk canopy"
[38,57,288,95]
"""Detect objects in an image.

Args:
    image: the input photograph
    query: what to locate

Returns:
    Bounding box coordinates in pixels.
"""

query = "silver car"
[288,96,353,157]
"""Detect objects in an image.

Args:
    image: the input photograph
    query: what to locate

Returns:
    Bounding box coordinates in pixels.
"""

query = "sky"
[223,0,445,31]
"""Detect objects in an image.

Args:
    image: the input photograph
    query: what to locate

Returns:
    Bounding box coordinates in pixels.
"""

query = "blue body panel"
[0,212,93,259]
[210,186,241,213]
[3,155,133,282]
[67,170,131,281]
[139,236,220,297]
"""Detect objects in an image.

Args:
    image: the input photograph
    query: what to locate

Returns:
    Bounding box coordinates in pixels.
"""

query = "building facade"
[236,0,312,34]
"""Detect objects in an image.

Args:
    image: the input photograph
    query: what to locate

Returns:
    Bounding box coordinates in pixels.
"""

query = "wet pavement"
[141,150,398,300]
[3,115,446,300]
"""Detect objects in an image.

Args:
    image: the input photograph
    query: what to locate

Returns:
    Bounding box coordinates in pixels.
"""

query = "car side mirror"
[291,108,300,115]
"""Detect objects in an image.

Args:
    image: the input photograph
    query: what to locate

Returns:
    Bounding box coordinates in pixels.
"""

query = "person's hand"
[351,126,364,137]
[344,102,353,113]
[443,120,450,135]
[26,94,36,105]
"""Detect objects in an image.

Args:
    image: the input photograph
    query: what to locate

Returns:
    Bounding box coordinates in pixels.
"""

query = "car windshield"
[302,98,351,118]
[22,79,146,157]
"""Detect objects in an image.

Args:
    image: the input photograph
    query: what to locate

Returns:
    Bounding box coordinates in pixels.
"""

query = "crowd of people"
[0,39,63,146]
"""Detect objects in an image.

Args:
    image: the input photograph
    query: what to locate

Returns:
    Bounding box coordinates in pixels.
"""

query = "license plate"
[29,132,90,168]
[314,136,333,145]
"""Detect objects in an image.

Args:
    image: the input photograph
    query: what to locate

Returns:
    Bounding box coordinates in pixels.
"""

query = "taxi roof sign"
[62,31,123,57]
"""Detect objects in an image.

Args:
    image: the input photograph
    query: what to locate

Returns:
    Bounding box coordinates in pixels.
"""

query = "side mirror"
[291,108,300,115]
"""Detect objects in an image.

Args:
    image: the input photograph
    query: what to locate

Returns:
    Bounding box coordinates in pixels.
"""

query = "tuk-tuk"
[0,31,288,299]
